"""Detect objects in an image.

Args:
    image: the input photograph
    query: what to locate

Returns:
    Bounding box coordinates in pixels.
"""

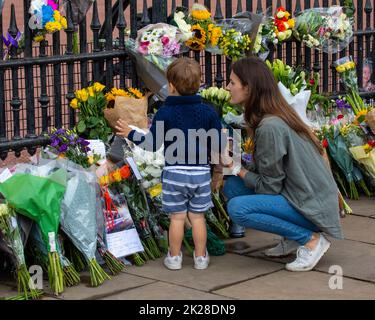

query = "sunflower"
[191,24,207,44]
[191,9,211,21]
[128,87,144,99]
[186,38,205,51]
[210,27,222,46]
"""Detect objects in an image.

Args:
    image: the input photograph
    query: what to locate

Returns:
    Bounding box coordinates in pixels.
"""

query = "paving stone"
[225,229,280,255]
[341,215,375,244]
[124,253,283,292]
[57,272,156,300]
[0,283,17,299]
[347,198,375,217]
[312,239,375,283]
[102,281,232,300]
[213,270,375,300]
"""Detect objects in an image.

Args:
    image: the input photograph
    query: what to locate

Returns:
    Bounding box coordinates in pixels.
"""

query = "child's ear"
[168,83,177,94]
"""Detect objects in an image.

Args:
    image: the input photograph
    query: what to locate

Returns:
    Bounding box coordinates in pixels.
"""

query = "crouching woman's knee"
[227,196,248,225]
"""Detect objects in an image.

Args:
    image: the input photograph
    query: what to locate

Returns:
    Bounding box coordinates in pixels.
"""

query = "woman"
[362,60,375,92]
[224,56,343,272]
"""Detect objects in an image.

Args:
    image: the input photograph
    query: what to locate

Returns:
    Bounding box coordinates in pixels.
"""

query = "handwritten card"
[106,229,144,258]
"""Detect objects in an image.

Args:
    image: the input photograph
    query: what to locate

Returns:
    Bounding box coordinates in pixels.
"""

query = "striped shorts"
[161,166,213,214]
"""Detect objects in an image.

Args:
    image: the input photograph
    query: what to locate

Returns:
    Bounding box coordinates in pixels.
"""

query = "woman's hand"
[115,119,132,138]
[237,168,249,179]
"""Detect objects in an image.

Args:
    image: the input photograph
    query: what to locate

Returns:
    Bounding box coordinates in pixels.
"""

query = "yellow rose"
[112,170,122,182]
[99,175,110,186]
[94,82,105,92]
[287,19,295,29]
[75,89,82,101]
[60,17,67,29]
[70,98,79,109]
[80,89,89,102]
[53,10,61,22]
[336,65,346,73]
[88,86,95,97]
[148,183,162,198]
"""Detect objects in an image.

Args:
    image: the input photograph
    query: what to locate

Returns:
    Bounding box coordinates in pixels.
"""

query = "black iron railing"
[0,0,374,161]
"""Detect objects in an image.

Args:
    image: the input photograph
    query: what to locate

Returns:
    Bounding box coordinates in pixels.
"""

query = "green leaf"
[87,116,100,128]
[76,121,86,133]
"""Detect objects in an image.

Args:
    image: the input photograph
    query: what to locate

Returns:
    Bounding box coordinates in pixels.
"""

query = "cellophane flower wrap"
[180,4,222,53]
[0,167,67,295]
[216,14,256,60]
[127,23,187,72]
[294,6,354,53]
[28,0,67,42]
[260,6,294,46]
[45,128,101,168]
[59,160,111,287]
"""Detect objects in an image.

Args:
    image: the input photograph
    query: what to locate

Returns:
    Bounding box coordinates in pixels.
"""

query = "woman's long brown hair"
[232,56,324,155]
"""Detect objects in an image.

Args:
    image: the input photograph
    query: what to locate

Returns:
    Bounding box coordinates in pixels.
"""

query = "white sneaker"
[193,250,210,270]
[163,251,183,270]
[264,239,300,257]
[285,234,331,272]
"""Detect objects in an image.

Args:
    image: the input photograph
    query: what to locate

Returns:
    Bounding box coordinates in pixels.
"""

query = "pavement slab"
[213,270,375,300]
[225,229,280,255]
[124,253,284,292]
[56,272,156,300]
[340,215,375,244]
[102,281,232,300]
[347,198,375,217]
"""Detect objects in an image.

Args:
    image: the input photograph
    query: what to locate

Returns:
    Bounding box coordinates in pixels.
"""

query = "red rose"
[322,138,329,148]
[368,141,375,148]
[277,6,286,12]
[309,79,315,86]
[337,114,344,120]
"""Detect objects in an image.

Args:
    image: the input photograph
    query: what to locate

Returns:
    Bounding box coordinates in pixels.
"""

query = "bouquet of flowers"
[45,128,100,168]
[349,142,375,180]
[200,86,242,117]
[266,59,312,125]
[0,168,67,295]
[28,0,67,42]
[181,4,222,52]
[294,6,354,53]
[70,82,113,143]
[104,87,148,132]
[334,57,367,116]
[0,204,42,300]
[262,6,294,45]
[2,31,24,60]
[322,124,360,199]
[60,165,111,287]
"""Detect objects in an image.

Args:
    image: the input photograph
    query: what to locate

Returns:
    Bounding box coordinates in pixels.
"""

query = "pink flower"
[318,27,326,37]
[138,45,149,55]
[47,0,58,11]
[161,36,170,46]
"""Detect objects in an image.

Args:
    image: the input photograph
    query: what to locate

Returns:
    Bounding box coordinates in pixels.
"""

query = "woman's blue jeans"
[223,176,320,245]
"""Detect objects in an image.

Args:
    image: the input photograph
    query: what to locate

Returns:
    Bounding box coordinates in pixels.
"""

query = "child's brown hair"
[166,57,201,96]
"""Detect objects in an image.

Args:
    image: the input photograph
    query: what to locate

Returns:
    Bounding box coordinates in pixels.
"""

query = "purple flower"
[59,144,68,153]
[55,128,66,135]
[50,137,60,147]
[335,99,351,109]
[78,137,90,147]
[242,153,253,164]
[68,134,76,144]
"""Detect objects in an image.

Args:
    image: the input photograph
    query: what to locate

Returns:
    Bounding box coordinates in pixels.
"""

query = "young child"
[116,58,226,270]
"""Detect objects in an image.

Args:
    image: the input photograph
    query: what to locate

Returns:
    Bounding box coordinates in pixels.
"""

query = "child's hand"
[115,119,132,137]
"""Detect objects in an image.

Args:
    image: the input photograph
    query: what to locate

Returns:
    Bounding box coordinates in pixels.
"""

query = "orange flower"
[120,165,131,179]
